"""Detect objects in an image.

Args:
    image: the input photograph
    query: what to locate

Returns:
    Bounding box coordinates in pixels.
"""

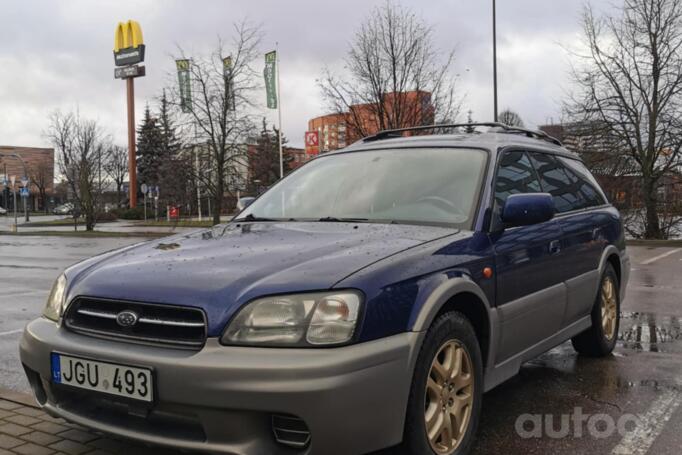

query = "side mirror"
[236,197,255,211]
[501,193,555,227]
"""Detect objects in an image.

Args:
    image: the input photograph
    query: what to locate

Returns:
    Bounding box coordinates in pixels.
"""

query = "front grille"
[64,297,207,350]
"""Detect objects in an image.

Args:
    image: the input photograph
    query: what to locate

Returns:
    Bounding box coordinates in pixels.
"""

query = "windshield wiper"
[234,213,277,222]
[317,216,370,223]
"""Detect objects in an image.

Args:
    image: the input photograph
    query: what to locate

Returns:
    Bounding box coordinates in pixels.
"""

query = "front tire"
[571,263,620,357]
[402,312,483,455]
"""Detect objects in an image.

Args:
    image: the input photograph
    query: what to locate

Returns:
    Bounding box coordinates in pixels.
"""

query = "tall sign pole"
[492,0,499,122]
[276,44,283,179]
[114,20,146,208]
[126,77,137,208]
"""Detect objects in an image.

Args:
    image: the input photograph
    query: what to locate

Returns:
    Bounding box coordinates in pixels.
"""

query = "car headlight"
[43,274,68,322]
[222,291,362,346]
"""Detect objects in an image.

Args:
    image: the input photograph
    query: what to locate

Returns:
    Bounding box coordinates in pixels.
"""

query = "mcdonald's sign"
[113,20,145,66]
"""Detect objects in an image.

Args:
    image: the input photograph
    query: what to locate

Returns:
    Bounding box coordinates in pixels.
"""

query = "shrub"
[111,207,145,220]
[96,212,118,222]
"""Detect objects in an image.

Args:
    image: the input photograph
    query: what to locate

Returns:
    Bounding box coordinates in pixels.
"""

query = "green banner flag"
[223,56,235,111]
[176,59,192,113]
[264,51,277,109]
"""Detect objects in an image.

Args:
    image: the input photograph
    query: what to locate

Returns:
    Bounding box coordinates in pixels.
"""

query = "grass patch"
[129,220,214,228]
[22,219,117,227]
[0,230,170,238]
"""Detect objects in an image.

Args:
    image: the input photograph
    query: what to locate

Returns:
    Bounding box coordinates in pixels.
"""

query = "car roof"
[328,130,579,161]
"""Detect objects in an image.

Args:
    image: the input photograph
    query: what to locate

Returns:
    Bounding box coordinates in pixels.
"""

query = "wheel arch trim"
[409,277,499,379]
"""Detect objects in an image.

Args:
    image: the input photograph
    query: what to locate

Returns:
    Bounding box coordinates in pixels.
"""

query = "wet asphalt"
[1,235,681,454]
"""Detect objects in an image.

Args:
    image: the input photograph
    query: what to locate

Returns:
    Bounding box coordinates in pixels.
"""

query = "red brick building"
[306,90,434,154]
[0,146,55,211]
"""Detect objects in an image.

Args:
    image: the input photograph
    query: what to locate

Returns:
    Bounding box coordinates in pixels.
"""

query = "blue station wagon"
[20,123,630,455]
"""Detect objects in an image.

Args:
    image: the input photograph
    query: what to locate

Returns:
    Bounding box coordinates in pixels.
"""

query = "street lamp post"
[0,152,29,230]
[13,182,17,227]
[493,0,498,122]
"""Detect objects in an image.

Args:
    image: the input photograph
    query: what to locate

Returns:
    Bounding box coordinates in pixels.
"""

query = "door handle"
[592,227,601,240]
[549,240,561,255]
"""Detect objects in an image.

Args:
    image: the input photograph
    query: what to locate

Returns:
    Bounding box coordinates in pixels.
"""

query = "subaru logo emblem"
[116,310,139,327]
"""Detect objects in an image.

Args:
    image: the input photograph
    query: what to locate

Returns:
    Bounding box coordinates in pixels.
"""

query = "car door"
[529,152,608,326]
[489,150,566,363]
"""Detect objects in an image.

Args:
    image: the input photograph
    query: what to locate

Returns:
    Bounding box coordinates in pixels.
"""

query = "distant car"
[0,206,6,215]
[236,196,255,212]
[53,203,74,216]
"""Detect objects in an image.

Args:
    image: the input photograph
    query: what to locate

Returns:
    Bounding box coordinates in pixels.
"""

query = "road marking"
[641,248,682,265]
[0,329,23,337]
[611,389,682,455]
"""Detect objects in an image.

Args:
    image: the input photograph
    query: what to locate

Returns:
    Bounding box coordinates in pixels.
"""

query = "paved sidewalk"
[0,388,183,455]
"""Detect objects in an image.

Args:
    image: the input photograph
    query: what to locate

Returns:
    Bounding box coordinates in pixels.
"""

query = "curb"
[0,386,39,409]
[0,231,170,238]
[626,239,682,247]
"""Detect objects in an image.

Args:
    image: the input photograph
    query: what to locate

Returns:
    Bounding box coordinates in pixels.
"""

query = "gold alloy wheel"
[601,276,618,341]
[424,340,474,454]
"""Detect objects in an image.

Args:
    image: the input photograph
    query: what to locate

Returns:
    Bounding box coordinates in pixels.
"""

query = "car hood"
[65,222,458,336]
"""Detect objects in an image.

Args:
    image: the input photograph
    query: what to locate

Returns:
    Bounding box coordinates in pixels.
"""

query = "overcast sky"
[0,0,613,149]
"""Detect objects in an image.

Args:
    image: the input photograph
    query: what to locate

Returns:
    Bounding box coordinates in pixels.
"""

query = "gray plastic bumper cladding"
[20,318,419,455]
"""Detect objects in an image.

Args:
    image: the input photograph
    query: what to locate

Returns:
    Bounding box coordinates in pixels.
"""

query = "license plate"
[51,353,153,402]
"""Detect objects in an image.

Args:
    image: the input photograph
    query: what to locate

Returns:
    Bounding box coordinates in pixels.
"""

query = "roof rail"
[361,122,563,147]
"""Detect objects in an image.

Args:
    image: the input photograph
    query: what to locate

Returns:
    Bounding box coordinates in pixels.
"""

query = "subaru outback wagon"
[20,123,629,455]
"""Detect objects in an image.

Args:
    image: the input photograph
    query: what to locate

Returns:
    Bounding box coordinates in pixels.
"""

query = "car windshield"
[238,147,488,228]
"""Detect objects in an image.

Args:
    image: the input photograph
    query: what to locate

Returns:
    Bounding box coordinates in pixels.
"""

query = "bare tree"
[47,110,107,231]
[103,145,128,208]
[566,0,682,239]
[498,109,524,127]
[27,160,53,214]
[169,21,262,225]
[319,1,461,140]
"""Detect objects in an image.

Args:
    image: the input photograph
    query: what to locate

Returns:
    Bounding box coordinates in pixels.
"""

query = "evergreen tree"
[157,91,189,207]
[465,110,476,133]
[136,105,164,189]
[249,118,292,191]
[158,91,181,160]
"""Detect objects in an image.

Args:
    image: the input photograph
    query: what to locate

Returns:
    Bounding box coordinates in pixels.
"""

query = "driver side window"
[493,151,542,215]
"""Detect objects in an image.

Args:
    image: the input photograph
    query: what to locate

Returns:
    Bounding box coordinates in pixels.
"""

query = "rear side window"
[529,153,586,213]
[494,151,542,211]
[557,157,607,206]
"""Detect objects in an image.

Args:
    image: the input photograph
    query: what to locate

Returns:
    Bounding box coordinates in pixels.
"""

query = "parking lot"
[1,235,681,454]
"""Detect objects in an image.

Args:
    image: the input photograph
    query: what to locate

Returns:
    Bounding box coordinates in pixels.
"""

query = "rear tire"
[571,263,620,357]
[402,311,483,455]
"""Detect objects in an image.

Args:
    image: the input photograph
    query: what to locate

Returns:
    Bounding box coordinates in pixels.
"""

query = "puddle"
[614,378,682,392]
[619,311,682,352]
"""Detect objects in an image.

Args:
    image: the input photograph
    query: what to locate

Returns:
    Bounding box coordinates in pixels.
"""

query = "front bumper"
[20,318,419,455]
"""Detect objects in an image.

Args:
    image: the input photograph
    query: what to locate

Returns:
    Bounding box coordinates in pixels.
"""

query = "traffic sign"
[141,183,148,194]
[20,176,29,187]
[20,187,29,198]
[10,175,15,187]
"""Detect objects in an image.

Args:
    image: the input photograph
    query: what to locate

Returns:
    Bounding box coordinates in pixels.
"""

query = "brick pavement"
[0,388,185,455]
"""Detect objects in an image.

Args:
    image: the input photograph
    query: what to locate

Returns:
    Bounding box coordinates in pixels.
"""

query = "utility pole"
[492,0,499,122]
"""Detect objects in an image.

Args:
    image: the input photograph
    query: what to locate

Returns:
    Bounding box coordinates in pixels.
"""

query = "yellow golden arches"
[114,20,144,52]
